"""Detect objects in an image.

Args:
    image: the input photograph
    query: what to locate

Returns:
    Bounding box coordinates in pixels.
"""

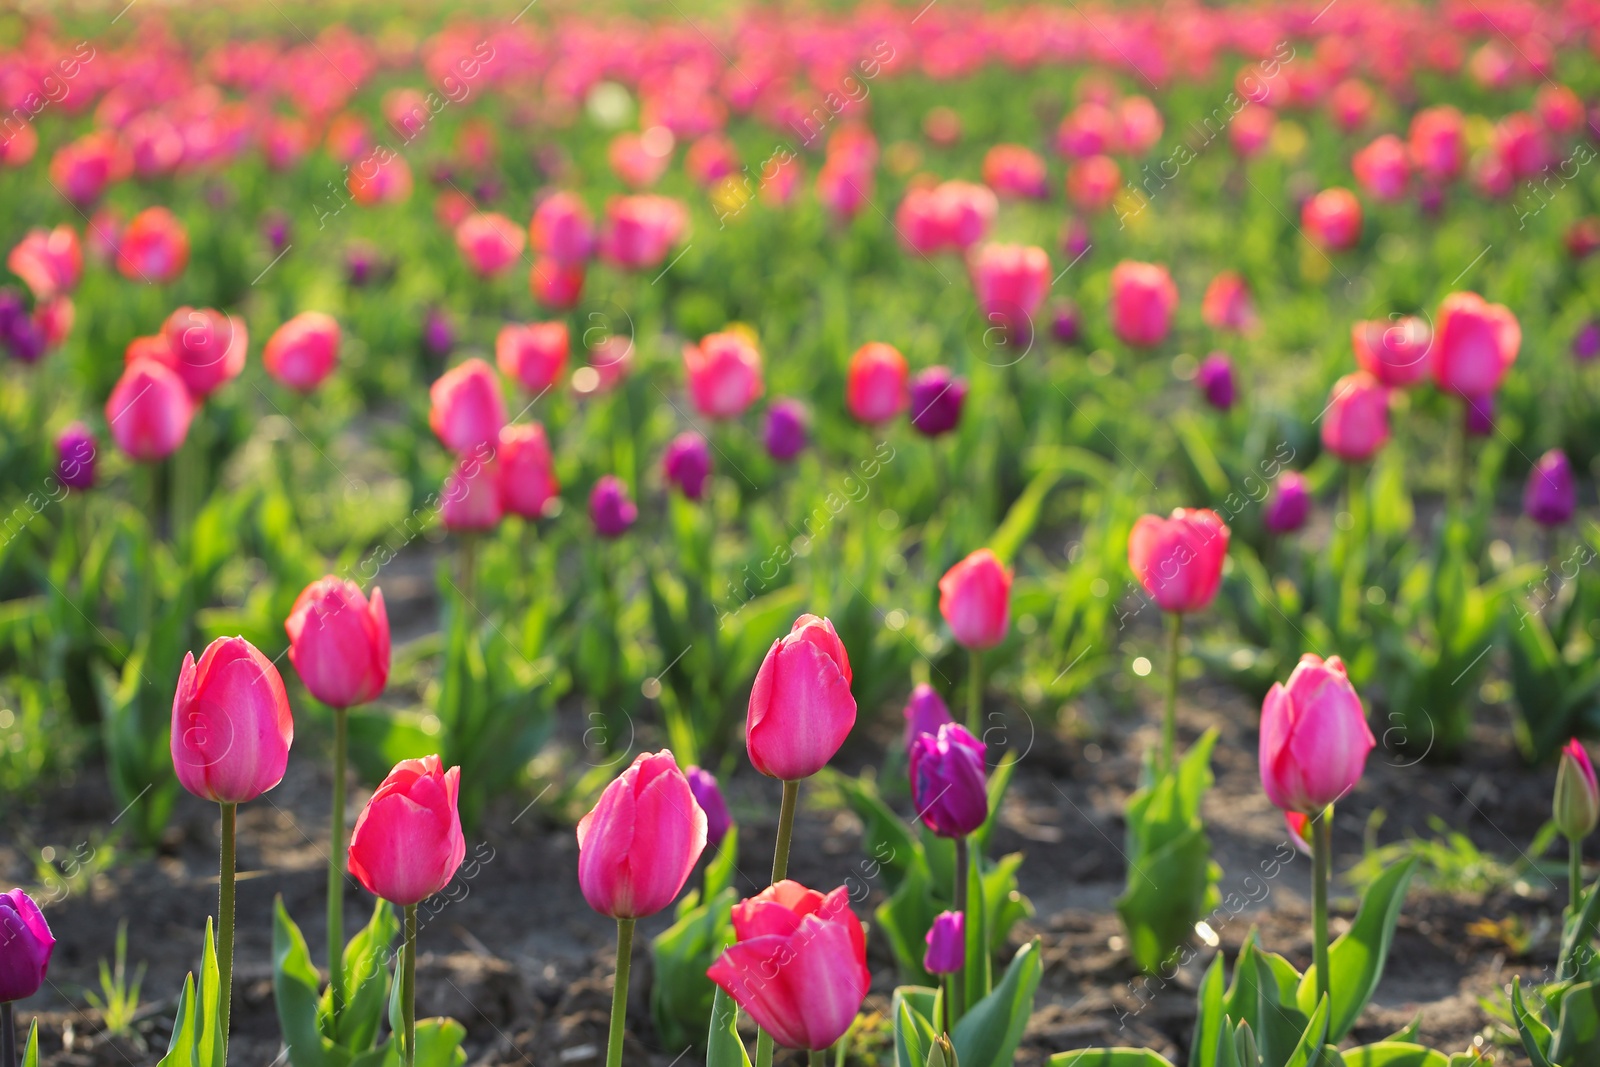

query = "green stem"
[403,904,417,1067]
[1161,613,1183,773]
[967,648,983,734]
[756,779,802,1067]
[953,836,969,1022]
[1346,462,1365,542]
[219,802,236,1056]
[1446,404,1466,526]
[605,918,635,1067]
[458,532,478,610]
[1312,807,1332,1010]
[809,1051,826,1067]
[328,707,349,1022]
[941,976,953,1036]
[1572,838,1584,917]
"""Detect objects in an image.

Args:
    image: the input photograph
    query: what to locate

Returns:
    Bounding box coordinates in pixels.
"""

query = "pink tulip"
[263,311,340,392]
[1127,508,1230,614]
[1056,101,1119,158]
[1301,188,1362,252]
[970,243,1050,339]
[1352,135,1410,202]
[171,636,294,804]
[105,358,195,462]
[1118,95,1164,155]
[683,331,764,419]
[600,195,688,270]
[348,754,465,906]
[982,144,1049,199]
[1408,107,1464,182]
[1328,79,1374,133]
[8,225,81,301]
[1536,84,1584,136]
[441,454,503,531]
[284,578,390,709]
[938,548,1012,650]
[429,358,506,455]
[845,342,909,424]
[1201,271,1257,334]
[496,322,569,395]
[529,192,596,266]
[608,131,672,188]
[162,307,248,399]
[1110,261,1179,348]
[49,131,124,206]
[116,207,189,284]
[1431,292,1520,397]
[347,152,413,206]
[1230,105,1275,159]
[1494,112,1550,181]
[686,135,739,187]
[576,750,707,920]
[1351,317,1431,388]
[454,212,525,277]
[747,614,856,781]
[1320,371,1391,463]
[1259,654,1374,813]
[1066,155,1120,212]
[707,881,869,1052]
[530,257,586,310]
[498,423,559,520]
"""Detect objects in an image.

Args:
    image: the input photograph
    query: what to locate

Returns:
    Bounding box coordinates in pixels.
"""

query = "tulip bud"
[348,754,465,906]
[663,432,712,501]
[1259,654,1375,813]
[0,889,53,1002]
[105,358,195,462]
[1128,509,1230,614]
[496,322,569,395]
[440,454,503,532]
[970,243,1050,342]
[1301,188,1362,252]
[1352,135,1411,202]
[1525,449,1576,527]
[1352,317,1431,388]
[1431,292,1520,397]
[171,636,295,804]
[1320,371,1390,463]
[928,1034,959,1067]
[685,765,733,849]
[8,225,82,302]
[904,683,954,752]
[1109,260,1178,348]
[747,614,856,781]
[1201,272,1257,334]
[454,212,525,277]
[285,578,390,709]
[1409,106,1464,182]
[909,367,967,437]
[263,311,340,393]
[910,723,988,838]
[1196,352,1236,411]
[1051,302,1081,346]
[55,421,97,491]
[589,475,637,538]
[600,195,688,271]
[938,548,1012,649]
[1555,739,1600,843]
[684,331,764,419]
[923,910,965,976]
[498,424,559,521]
[423,308,455,360]
[846,342,909,424]
[1575,321,1600,364]
[763,399,810,461]
[983,144,1049,199]
[116,206,189,284]
[162,306,248,399]
[578,751,707,918]
[429,359,506,456]
[1263,472,1311,534]
[529,191,595,265]
[531,256,586,310]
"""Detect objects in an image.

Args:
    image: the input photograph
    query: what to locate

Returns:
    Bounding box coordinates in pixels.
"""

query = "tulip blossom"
[600,195,688,270]
[910,723,989,838]
[589,476,637,538]
[1057,101,1119,158]
[1264,472,1312,534]
[8,225,81,301]
[683,331,764,419]
[1201,271,1257,334]
[747,614,856,781]
[923,910,965,976]
[496,322,569,395]
[423,308,455,359]
[1464,393,1496,438]
[1494,112,1550,181]
[577,750,707,919]
[162,307,248,399]
[498,423,559,520]
[904,684,954,751]
[116,207,189,284]
[1119,95,1164,155]
[982,144,1049,199]
[1352,135,1411,202]
[284,578,390,709]
[1301,188,1362,252]
[1431,292,1520,397]
[1231,106,1275,159]
[531,257,586,309]
[346,152,413,206]
[970,243,1050,340]
[909,367,967,437]
[1328,79,1374,133]
[55,422,97,491]
[263,311,340,392]
[1351,317,1431,388]
[686,765,733,849]
[1536,84,1584,135]
[429,359,506,455]
[1053,303,1081,345]
[707,881,870,1052]
[171,636,294,805]
[348,754,465,906]
[1127,509,1229,615]
[1066,155,1121,213]
[0,890,53,1002]
[441,455,503,532]
[1196,352,1236,411]
[846,342,910,424]
[1259,653,1374,814]
[529,191,596,265]
[663,432,712,501]
[764,399,810,461]
[1110,261,1178,348]
[939,549,1012,650]
[454,212,525,277]
[105,358,195,462]
[1408,106,1465,182]
[1524,449,1575,527]
[1320,371,1390,463]
[1555,739,1599,843]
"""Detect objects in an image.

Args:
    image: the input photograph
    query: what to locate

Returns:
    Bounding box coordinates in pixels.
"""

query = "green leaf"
[877,857,941,986]
[988,468,1065,564]
[1511,977,1554,1067]
[707,985,753,1067]
[1340,1044,1451,1067]
[19,1020,38,1067]
[340,899,399,1052]
[952,939,1042,1067]
[973,751,1019,856]
[1255,954,1312,1067]
[893,987,939,1067]
[197,918,223,1067]
[157,972,198,1067]
[1382,1013,1424,1044]
[1050,1050,1177,1067]
[827,769,920,887]
[965,848,990,1008]
[1551,979,1600,1066]
[1295,856,1418,1040]
[650,886,735,1050]
[1560,875,1600,980]
[274,897,347,1067]
[1191,953,1225,1067]
[704,830,739,901]
[1280,995,1330,1067]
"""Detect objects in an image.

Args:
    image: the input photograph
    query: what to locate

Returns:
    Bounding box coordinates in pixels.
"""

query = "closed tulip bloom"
[348,754,465,906]
[923,910,965,976]
[285,578,390,709]
[903,683,954,750]
[1110,261,1178,348]
[1576,322,1600,364]
[1320,371,1390,463]
[1431,292,1520,397]
[115,206,189,284]
[8,225,82,301]
[707,881,869,1052]
[1352,135,1411,202]
[910,723,988,837]
[747,614,856,781]
[454,212,525,277]
[530,191,596,265]
[162,307,248,399]
[1127,508,1230,614]
[1202,271,1257,334]
[686,765,733,849]
[1329,79,1374,133]
[846,342,909,424]
[684,331,764,419]
[0,890,53,1002]
[1119,95,1164,155]
[982,144,1049,199]
[1259,654,1375,813]
[1066,155,1121,213]
[1056,101,1120,158]
[496,322,568,394]
[498,423,559,520]
[764,398,810,461]
[55,421,97,491]
[429,359,506,455]
[939,548,1012,649]
[1284,810,1314,856]
[663,431,712,501]
[600,195,688,270]
[1536,84,1585,136]
[1196,352,1236,411]
[1464,393,1496,438]
[171,636,294,804]
[263,311,340,393]
[909,366,967,437]
[1554,739,1599,842]
[971,243,1050,339]
[1409,106,1465,182]
[589,475,637,538]
[105,359,195,462]
[1352,317,1431,388]
[440,455,503,531]
[1525,449,1576,527]
[1231,105,1275,159]
[578,750,706,919]
[531,256,586,310]
[346,153,413,207]
[1264,472,1312,534]
[1301,188,1362,252]
[1053,303,1081,345]
[423,309,455,360]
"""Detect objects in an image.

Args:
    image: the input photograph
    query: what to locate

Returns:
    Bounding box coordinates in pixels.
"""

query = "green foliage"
[85,919,146,1039]
[273,895,399,1067]
[892,940,1042,1067]
[650,834,739,1051]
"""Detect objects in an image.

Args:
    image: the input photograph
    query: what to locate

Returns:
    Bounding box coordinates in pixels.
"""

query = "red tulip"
[1201,271,1257,334]
[440,454,503,531]
[747,614,856,781]
[529,191,596,266]
[105,358,195,462]
[684,330,764,419]
[455,212,525,277]
[496,322,569,395]
[845,342,909,424]
[576,750,707,920]
[171,636,294,804]
[530,257,586,310]
[1301,188,1362,252]
[1066,155,1120,212]
[938,548,1012,650]
[8,225,81,301]
[1110,260,1178,347]
[429,358,506,456]
[348,754,465,906]
[982,144,1049,199]
[1431,292,1520,397]
[263,311,340,392]
[1352,135,1410,202]
[1127,508,1230,614]
[116,207,189,284]
[1320,371,1391,463]
[162,306,248,399]
[497,423,559,520]
[1259,654,1374,813]
[284,578,390,709]
[1351,317,1431,388]
[707,881,869,1052]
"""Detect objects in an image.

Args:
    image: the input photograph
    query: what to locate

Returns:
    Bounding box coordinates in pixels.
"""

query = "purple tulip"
[909,722,988,838]
[663,431,712,501]
[909,367,967,437]
[1464,392,1495,437]
[1263,471,1311,534]
[903,684,954,753]
[55,422,97,491]
[1196,352,1236,411]
[1525,449,1576,527]
[0,889,54,1001]
[1574,320,1600,364]
[262,212,290,253]
[1061,216,1092,261]
[923,910,965,976]
[345,243,380,287]
[685,765,733,848]
[763,398,810,462]
[0,289,44,364]
[423,308,455,360]
[589,475,637,538]
[1052,302,1081,345]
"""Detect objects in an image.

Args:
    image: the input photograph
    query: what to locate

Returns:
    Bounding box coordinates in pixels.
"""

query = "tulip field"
[5,0,1600,1065]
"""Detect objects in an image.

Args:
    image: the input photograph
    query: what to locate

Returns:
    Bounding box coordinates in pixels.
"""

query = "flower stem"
[1161,613,1183,774]
[941,976,953,1035]
[1572,838,1584,916]
[605,919,635,1067]
[967,648,983,734]
[809,1051,826,1067]
[458,532,478,611]
[953,835,969,1022]
[403,903,417,1067]
[328,706,349,1023]
[756,779,801,1067]
[2,1000,15,1067]
[219,802,237,1056]
[1312,806,1332,1010]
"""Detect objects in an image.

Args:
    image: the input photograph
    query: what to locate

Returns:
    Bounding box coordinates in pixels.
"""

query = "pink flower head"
[1259,654,1374,813]
[1127,508,1230,614]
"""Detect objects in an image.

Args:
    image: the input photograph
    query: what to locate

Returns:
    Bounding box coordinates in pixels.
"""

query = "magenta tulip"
[1196,352,1236,411]
[105,358,195,462]
[663,431,712,501]
[496,322,569,395]
[577,750,707,919]
[263,311,340,393]
[747,614,856,781]
[910,722,988,838]
[1352,317,1431,388]
[845,342,909,424]
[529,191,595,266]
[923,910,965,977]
[1264,472,1312,534]
[1259,653,1374,813]
[1301,188,1362,252]
[1431,292,1520,397]
[284,578,390,709]
[1352,135,1411,202]
[1525,449,1576,527]
[55,421,97,491]
[162,306,248,399]
[348,754,465,906]
[686,765,733,849]
[171,636,294,804]
[0,890,53,1002]
[1127,509,1230,614]
[938,548,1012,649]
[903,683,954,751]
[589,475,637,538]
[429,358,506,456]
[683,331,764,419]
[1109,260,1178,348]
[909,366,967,437]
